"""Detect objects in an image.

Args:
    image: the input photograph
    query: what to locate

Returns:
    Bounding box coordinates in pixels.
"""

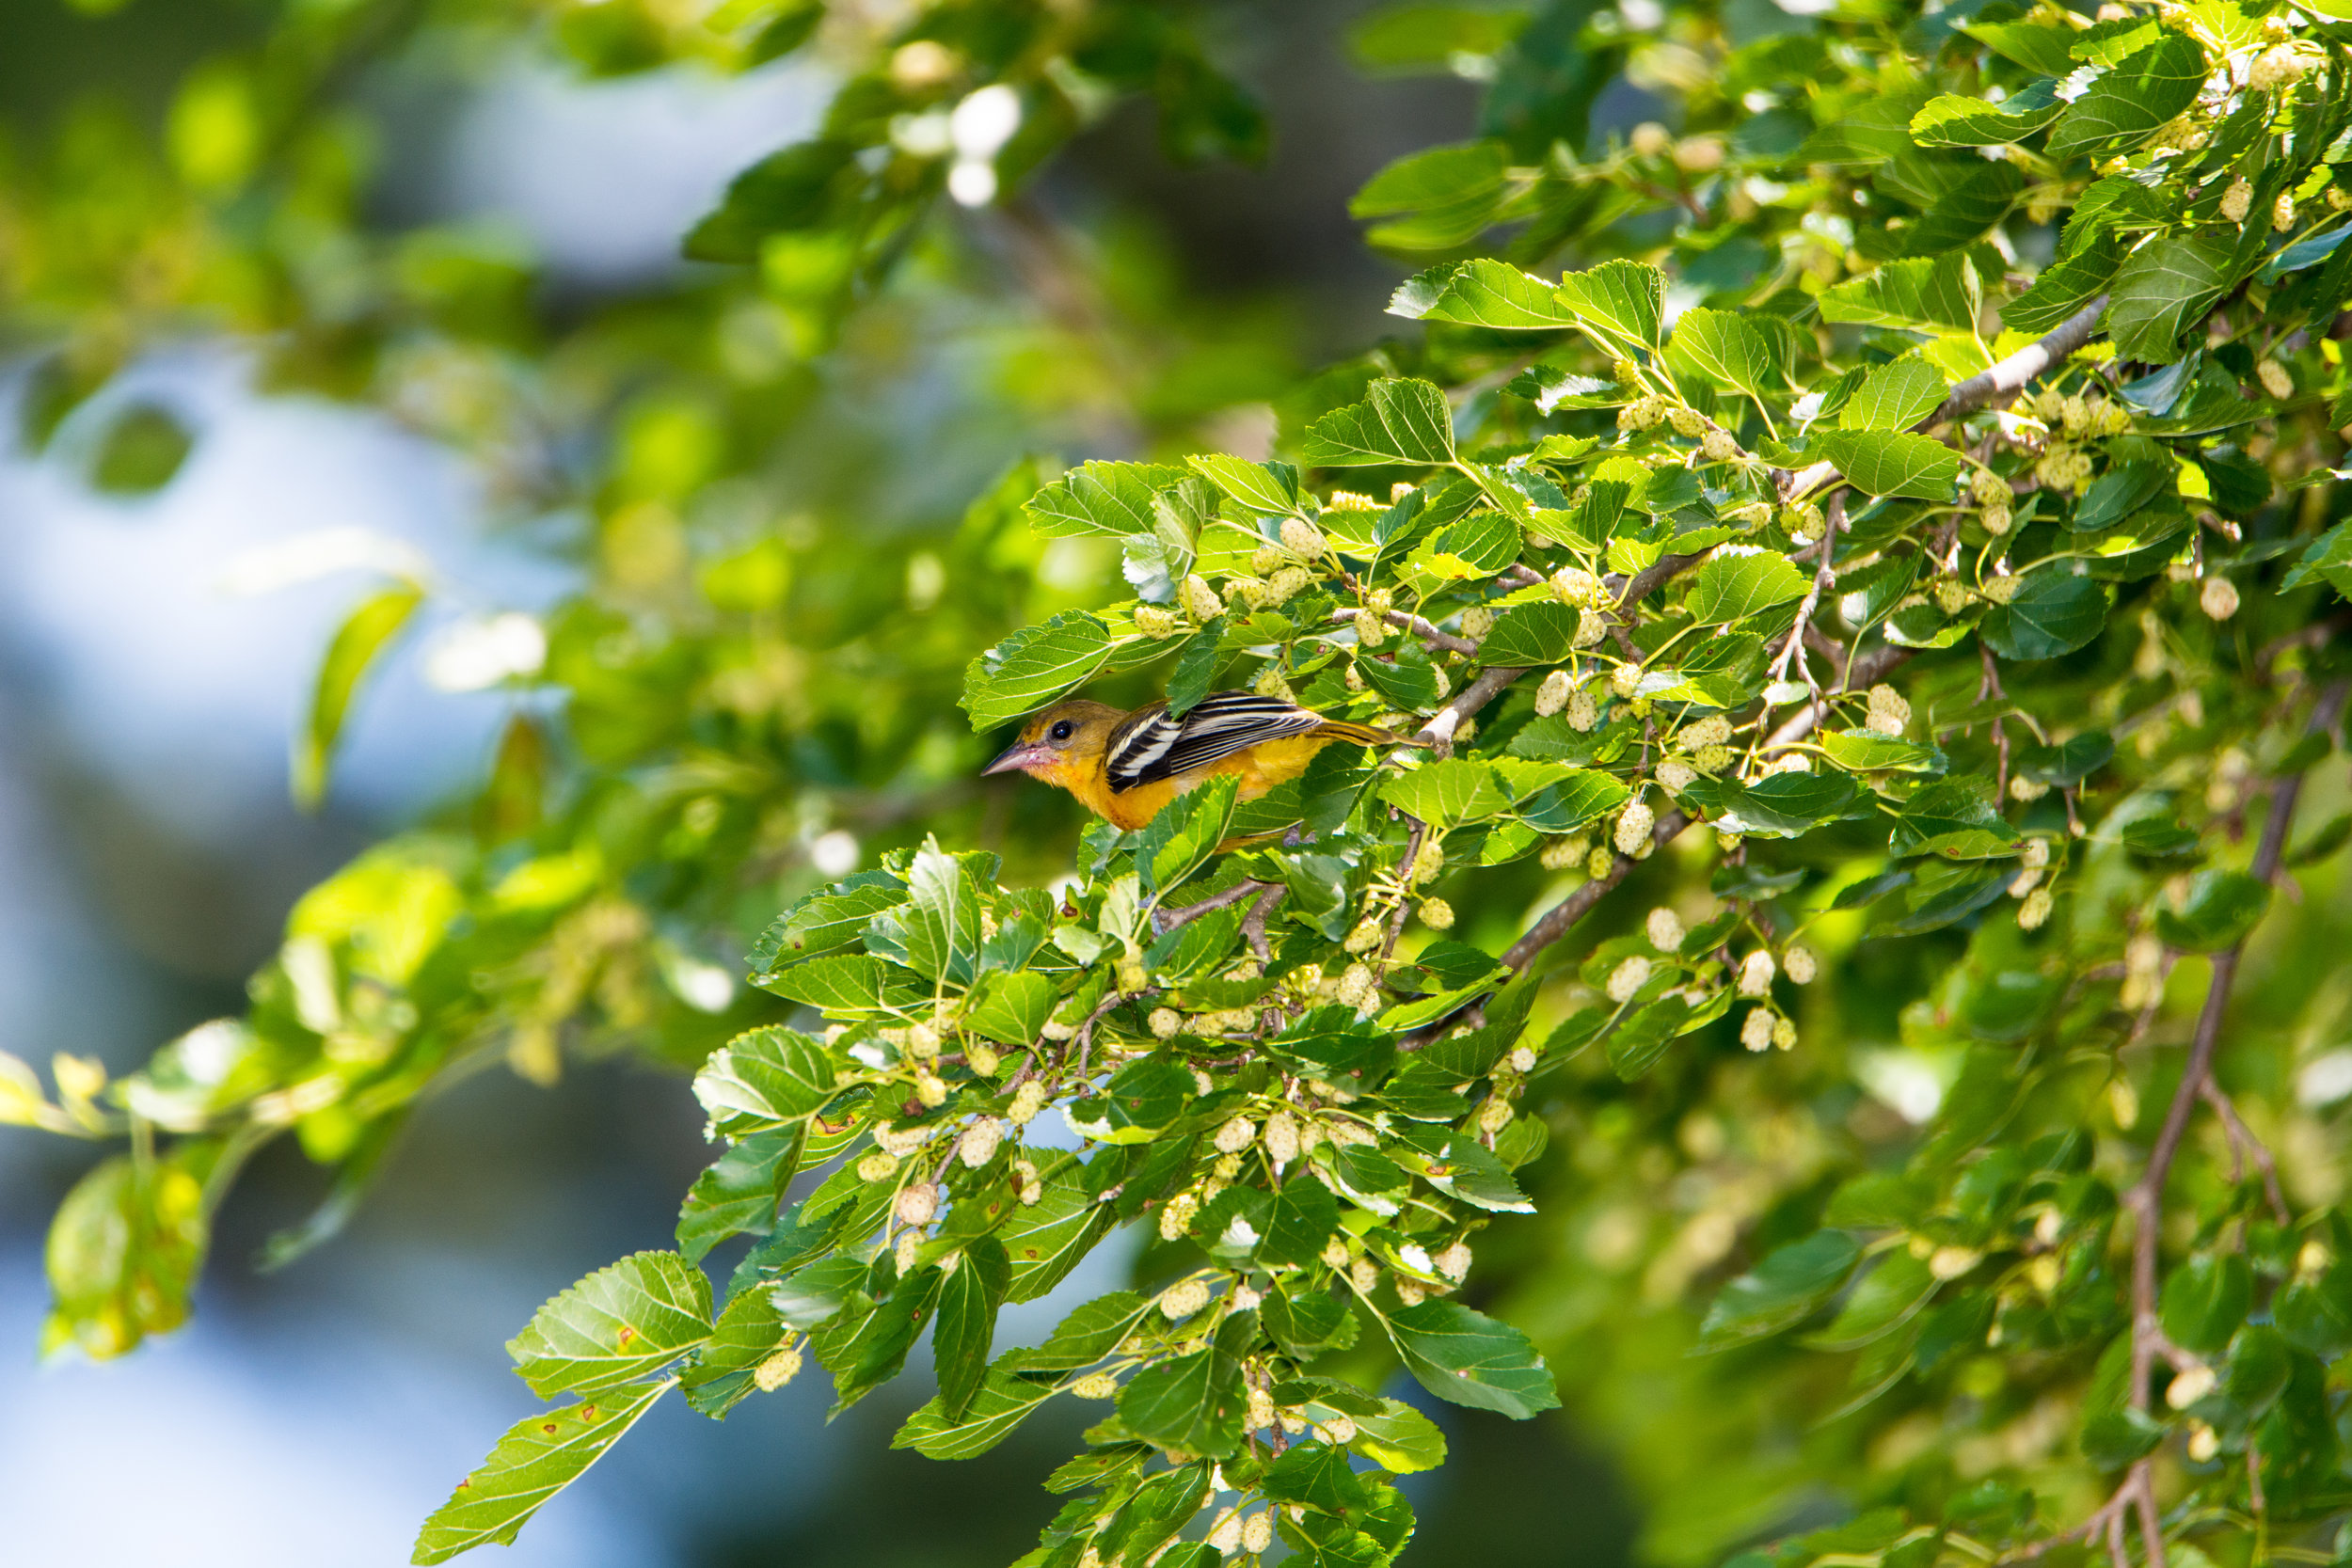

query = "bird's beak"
[983,739,1047,778]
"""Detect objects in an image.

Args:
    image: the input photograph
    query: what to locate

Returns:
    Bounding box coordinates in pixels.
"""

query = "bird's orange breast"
[1049,731,1347,832]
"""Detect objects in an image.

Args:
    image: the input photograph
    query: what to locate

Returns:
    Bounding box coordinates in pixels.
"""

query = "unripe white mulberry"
[1646,907,1685,953]
[1630,121,1672,158]
[1607,956,1652,1003]
[754,1343,803,1391]
[1281,517,1327,558]
[1354,609,1387,647]
[1668,405,1707,438]
[914,1069,947,1107]
[1073,1371,1118,1400]
[1159,1190,1200,1241]
[2019,887,2054,929]
[2201,577,2239,621]
[2259,358,2295,400]
[1263,565,1311,606]
[1574,609,1608,649]
[960,1117,1003,1167]
[1587,846,1614,879]
[1348,1255,1379,1292]
[1540,834,1588,870]
[1243,1512,1275,1554]
[1008,1079,1047,1127]
[967,1042,1000,1077]
[1970,468,2009,507]
[1215,1116,1256,1153]
[1160,1277,1211,1319]
[1701,428,1740,463]
[1336,962,1376,1006]
[1982,504,2012,537]
[1772,1016,1798,1051]
[1611,662,1642,698]
[1343,918,1384,954]
[1784,945,1817,984]
[896,1182,939,1226]
[1657,759,1695,792]
[1681,715,1731,750]
[1149,1006,1183,1039]
[1135,605,1178,640]
[1737,950,1776,996]
[1318,1414,1359,1445]
[1741,1007,1774,1052]
[2221,178,2254,223]
[1181,575,1222,623]
[2168,1363,2217,1408]
[2274,191,2296,232]
[2010,774,2049,802]
[1535,669,1573,717]
[1419,897,1454,930]
[1460,606,1494,641]
[1208,1510,1245,1553]
[1614,800,1655,855]
[1412,835,1447,883]
[1436,1241,1472,1280]
[1566,688,1599,731]
[858,1152,899,1182]
[1866,683,1912,735]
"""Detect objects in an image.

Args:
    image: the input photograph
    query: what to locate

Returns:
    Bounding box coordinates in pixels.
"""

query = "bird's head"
[981,699,1123,789]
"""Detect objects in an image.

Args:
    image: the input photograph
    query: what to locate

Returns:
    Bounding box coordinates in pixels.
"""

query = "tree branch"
[1330,608,1478,656]
[1501,808,1692,973]
[1774,295,2112,503]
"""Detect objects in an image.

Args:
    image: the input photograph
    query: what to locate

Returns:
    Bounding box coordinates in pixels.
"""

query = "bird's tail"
[1315,718,1432,750]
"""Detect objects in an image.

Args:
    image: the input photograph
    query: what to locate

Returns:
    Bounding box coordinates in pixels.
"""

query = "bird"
[982,690,1416,832]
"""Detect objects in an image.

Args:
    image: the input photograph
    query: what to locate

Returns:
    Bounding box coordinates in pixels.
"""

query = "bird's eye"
[1049,721,1074,742]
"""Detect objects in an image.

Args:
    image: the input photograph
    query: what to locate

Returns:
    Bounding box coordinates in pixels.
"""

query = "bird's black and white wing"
[1102,692,1327,793]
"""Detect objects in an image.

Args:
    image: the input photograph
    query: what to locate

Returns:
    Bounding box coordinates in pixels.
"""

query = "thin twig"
[1376,819,1428,975]
[1501,808,1692,973]
[2199,1076,2292,1224]
[1242,884,1286,962]
[1330,608,1478,656]
[1155,879,1272,937]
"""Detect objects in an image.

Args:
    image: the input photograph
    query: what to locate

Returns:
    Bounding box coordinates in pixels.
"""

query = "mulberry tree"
[11,2,2352,1566]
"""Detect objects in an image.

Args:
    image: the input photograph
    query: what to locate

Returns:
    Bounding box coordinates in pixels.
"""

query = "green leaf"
[1263,1441,1376,1516]
[753,880,903,969]
[1350,139,1511,250]
[412,1381,672,1564]
[1820,728,1945,773]
[1266,1286,1360,1361]
[1878,861,2011,935]
[1393,258,1579,329]
[1475,601,1579,665]
[962,610,1118,727]
[1259,1175,1343,1268]
[1166,619,1229,717]
[901,838,983,985]
[1963,20,2080,74]
[1137,774,1241,896]
[2153,869,2271,952]
[1378,1299,1559,1418]
[1666,309,1778,402]
[1301,378,1456,467]
[1697,1230,1861,1350]
[1814,431,1962,499]
[676,1128,797,1264]
[1903,161,2022,255]
[1684,546,1810,625]
[893,1367,1058,1460]
[1005,1291,1153,1371]
[693,1026,836,1138]
[1378,759,1512,826]
[506,1251,713,1400]
[934,1236,1012,1419]
[1982,571,2111,660]
[755,952,915,1014]
[1908,83,2062,146]
[1839,358,1948,433]
[2080,1407,2165,1469]
[2007,230,2122,336]
[964,971,1057,1046]
[1025,461,1192,538]
[1186,453,1300,516]
[2045,34,2208,160]
[2160,1252,2252,1354]
[1352,1398,1448,1473]
[1118,1341,1248,1456]
[2106,235,2236,365]
[1001,1152,1115,1302]
[1889,777,2023,860]
[679,1285,789,1419]
[294,582,423,811]
[1552,259,1664,356]
[1805,1251,1938,1349]
[1818,254,1979,332]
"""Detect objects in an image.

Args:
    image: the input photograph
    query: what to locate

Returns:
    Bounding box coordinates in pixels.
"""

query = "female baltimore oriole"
[982,690,1413,831]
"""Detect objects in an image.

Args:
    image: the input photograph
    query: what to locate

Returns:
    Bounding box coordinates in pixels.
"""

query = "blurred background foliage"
[7,0,2352,1564]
